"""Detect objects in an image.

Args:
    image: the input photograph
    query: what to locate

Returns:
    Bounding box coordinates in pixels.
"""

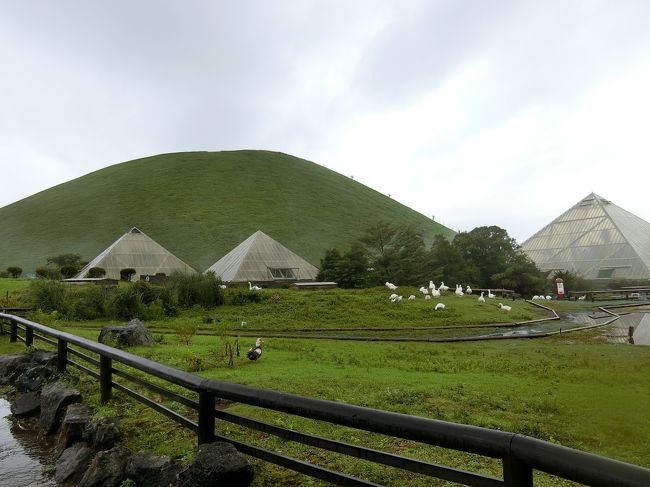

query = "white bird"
[578,295,586,301]
[478,292,485,303]
[408,295,416,300]
[247,338,264,361]
[424,295,431,301]
[532,295,540,300]
[390,294,403,303]
[545,295,552,300]
[219,284,227,289]
[435,303,446,310]
[431,288,441,297]
[439,282,449,292]
[385,282,398,291]
[466,286,472,295]
[487,289,496,299]
[429,281,436,290]
[389,293,399,301]
[498,303,512,312]
[419,286,429,295]
[248,282,262,291]
[455,285,464,298]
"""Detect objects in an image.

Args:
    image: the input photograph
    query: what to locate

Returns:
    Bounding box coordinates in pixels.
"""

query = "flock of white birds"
[386,281,513,312]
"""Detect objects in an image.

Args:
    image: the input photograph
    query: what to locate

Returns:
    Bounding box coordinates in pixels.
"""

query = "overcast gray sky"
[1,0,649,243]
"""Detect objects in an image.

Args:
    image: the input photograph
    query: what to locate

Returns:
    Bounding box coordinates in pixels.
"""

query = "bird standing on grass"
[435,303,446,310]
[498,303,512,312]
[247,338,263,361]
[248,282,262,291]
[478,292,485,304]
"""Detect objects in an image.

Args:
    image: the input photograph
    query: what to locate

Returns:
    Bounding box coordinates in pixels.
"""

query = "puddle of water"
[0,398,56,487]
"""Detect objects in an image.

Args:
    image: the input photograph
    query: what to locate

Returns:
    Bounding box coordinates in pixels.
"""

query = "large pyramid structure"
[75,227,195,280]
[521,193,650,279]
[205,230,319,283]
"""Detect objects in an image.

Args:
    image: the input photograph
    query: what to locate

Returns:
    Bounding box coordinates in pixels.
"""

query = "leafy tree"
[426,235,477,285]
[6,266,22,278]
[317,249,343,282]
[60,265,79,279]
[492,252,546,296]
[46,253,83,268]
[453,226,520,288]
[87,267,106,278]
[337,244,370,288]
[35,266,60,280]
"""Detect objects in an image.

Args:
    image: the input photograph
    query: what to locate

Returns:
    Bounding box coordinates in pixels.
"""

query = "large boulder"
[78,446,129,487]
[0,354,31,385]
[38,382,82,435]
[176,442,254,487]
[10,391,41,418]
[15,364,56,392]
[30,350,58,367]
[98,319,155,348]
[56,403,92,456]
[126,451,182,487]
[55,442,95,485]
[83,417,121,451]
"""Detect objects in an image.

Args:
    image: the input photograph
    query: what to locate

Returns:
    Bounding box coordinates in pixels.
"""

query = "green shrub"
[28,280,68,312]
[35,267,61,280]
[6,266,22,278]
[176,322,198,345]
[69,285,111,320]
[230,289,264,305]
[87,267,106,278]
[60,265,79,279]
[167,272,224,309]
[120,268,136,281]
[106,284,145,320]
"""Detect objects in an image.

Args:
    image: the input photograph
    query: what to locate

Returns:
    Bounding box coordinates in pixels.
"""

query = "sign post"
[555,278,565,300]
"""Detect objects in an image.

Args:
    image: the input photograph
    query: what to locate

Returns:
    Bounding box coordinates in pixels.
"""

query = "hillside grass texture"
[0,151,454,272]
[1,286,648,485]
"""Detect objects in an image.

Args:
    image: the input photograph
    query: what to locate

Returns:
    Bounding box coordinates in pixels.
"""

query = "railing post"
[100,356,112,404]
[503,456,533,486]
[57,339,68,373]
[25,326,34,347]
[198,390,215,445]
[10,321,17,342]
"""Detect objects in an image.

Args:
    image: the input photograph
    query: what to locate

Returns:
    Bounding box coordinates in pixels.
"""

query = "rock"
[176,442,254,487]
[126,451,182,487]
[56,403,92,456]
[29,350,58,366]
[98,319,155,348]
[78,446,129,487]
[55,442,95,485]
[0,354,31,385]
[38,382,82,435]
[15,365,56,392]
[11,391,41,418]
[83,416,121,450]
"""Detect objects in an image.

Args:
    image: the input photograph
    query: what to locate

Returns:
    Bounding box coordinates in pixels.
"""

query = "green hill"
[0,151,454,272]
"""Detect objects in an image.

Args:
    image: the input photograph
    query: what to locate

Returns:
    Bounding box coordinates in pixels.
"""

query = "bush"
[106,284,145,320]
[120,268,137,281]
[87,267,106,278]
[230,289,264,305]
[35,267,61,280]
[166,272,224,309]
[6,266,22,278]
[60,264,79,279]
[28,280,68,312]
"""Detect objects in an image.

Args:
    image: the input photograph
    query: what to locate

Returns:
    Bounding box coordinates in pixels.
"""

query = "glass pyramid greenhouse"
[74,227,195,280]
[521,193,650,280]
[205,230,319,283]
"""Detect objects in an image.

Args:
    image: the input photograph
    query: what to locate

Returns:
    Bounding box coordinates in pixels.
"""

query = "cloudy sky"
[1,1,649,243]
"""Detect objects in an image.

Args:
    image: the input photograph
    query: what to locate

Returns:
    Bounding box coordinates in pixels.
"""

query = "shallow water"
[603,312,650,345]
[0,398,56,487]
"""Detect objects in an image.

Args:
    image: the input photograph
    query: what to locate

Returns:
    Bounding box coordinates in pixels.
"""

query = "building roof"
[521,193,650,279]
[205,230,319,282]
[75,227,195,280]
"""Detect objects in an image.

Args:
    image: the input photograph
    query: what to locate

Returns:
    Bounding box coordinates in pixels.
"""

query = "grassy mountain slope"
[0,150,454,271]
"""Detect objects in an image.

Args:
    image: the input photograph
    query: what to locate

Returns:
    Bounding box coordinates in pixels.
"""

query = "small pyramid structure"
[521,193,650,279]
[205,230,319,283]
[75,227,195,280]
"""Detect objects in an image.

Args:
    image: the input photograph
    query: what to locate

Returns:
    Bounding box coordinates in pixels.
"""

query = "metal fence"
[2,312,649,487]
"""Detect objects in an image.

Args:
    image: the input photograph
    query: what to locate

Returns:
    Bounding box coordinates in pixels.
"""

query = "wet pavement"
[0,398,56,487]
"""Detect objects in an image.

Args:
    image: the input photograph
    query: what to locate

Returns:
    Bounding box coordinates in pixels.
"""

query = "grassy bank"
[2,287,648,485]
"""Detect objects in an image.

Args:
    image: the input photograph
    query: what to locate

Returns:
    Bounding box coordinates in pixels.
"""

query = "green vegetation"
[0,278,31,307]
[0,151,454,272]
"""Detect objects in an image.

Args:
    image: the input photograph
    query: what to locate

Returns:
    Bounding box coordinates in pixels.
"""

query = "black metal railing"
[1,312,649,487]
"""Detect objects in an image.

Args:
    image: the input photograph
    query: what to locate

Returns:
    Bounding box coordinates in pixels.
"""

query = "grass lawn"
[2,288,649,486]
[0,278,31,307]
